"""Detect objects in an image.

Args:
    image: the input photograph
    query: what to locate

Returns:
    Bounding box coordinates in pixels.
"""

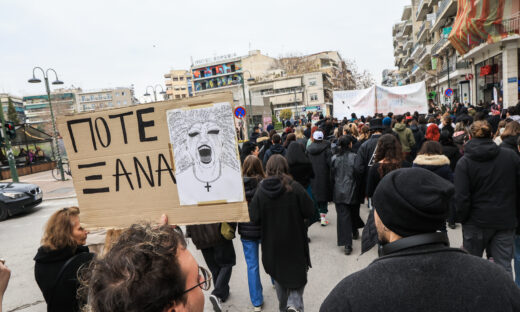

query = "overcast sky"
[0,0,410,102]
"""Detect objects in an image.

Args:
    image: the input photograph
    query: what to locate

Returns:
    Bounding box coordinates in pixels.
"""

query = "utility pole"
[0,100,19,182]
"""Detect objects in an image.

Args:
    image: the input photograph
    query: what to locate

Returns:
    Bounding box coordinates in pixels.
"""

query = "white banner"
[376,81,428,115]
[333,82,428,119]
[333,86,376,119]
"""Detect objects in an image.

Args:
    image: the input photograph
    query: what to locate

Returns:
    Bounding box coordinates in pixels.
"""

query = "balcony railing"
[436,0,453,20]
[431,37,448,56]
[416,0,425,17]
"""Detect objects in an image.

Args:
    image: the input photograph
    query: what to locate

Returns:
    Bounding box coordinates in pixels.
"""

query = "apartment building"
[382,69,401,87]
[76,87,136,112]
[0,93,25,123]
[249,72,334,120]
[393,0,519,107]
[23,88,79,128]
[164,70,192,100]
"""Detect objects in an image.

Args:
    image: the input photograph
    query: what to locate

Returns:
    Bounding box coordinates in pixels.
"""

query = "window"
[309,79,317,86]
[82,104,87,111]
[91,104,95,109]
[81,96,86,101]
[181,86,186,90]
[173,77,179,81]
[122,91,125,96]
[117,101,121,106]
[182,94,186,98]
[123,101,127,105]
[90,95,94,100]
[180,76,184,81]
[108,102,113,107]
[310,93,318,101]
[175,95,181,99]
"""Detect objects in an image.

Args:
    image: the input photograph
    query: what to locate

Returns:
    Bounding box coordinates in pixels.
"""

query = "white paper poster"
[333,82,428,119]
[333,87,376,119]
[167,102,244,205]
[376,81,428,115]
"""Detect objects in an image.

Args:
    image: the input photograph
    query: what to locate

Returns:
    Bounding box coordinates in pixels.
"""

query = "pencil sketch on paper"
[167,102,244,205]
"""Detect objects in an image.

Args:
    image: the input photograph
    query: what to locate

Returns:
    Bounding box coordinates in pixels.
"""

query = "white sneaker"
[254,305,263,311]
[209,294,222,312]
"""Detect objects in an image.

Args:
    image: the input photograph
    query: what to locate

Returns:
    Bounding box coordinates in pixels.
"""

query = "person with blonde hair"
[455,120,520,275]
[34,207,93,312]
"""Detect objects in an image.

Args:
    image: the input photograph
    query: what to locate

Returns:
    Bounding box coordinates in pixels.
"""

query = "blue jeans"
[241,239,263,307]
[515,235,520,287]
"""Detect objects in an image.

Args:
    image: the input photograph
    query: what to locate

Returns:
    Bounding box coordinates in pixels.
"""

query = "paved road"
[0,199,464,312]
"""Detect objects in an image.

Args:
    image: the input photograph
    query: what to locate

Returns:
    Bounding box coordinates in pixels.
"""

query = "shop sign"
[508,77,518,83]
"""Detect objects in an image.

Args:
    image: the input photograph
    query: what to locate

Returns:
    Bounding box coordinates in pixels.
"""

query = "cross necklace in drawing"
[192,164,222,192]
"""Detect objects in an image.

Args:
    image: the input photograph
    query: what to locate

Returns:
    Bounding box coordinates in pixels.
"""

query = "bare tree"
[344,59,375,89]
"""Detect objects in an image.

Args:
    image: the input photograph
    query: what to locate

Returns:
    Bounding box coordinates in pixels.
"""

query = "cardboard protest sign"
[57,92,249,229]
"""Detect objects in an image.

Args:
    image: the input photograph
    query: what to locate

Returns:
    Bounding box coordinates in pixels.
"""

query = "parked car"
[0,182,43,221]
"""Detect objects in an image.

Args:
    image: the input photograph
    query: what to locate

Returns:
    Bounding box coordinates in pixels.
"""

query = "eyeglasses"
[183,266,212,294]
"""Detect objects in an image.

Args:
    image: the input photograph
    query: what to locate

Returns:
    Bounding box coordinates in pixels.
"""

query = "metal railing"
[436,0,453,20]
[416,0,425,17]
[500,16,520,34]
[431,37,448,56]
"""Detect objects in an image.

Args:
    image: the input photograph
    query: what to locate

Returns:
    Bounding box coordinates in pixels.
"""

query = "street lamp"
[240,70,255,138]
[144,85,166,102]
[28,67,65,181]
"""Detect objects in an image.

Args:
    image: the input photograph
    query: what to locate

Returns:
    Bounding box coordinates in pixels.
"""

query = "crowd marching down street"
[3,100,520,312]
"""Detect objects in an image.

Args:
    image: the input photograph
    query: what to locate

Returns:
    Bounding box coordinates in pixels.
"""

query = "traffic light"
[4,122,15,140]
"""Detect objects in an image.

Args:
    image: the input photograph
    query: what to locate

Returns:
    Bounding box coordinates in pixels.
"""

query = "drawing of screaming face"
[187,121,223,168]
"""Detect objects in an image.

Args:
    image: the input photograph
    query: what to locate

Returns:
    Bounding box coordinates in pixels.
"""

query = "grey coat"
[331,152,359,205]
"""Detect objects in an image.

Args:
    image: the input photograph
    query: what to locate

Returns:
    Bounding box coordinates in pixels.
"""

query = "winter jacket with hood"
[500,135,520,157]
[440,142,461,171]
[410,124,425,158]
[455,138,520,230]
[287,142,315,188]
[249,176,314,289]
[331,151,359,204]
[393,123,416,153]
[34,245,94,312]
[412,154,453,182]
[354,134,382,202]
[238,177,262,240]
[263,143,286,168]
[307,141,333,202]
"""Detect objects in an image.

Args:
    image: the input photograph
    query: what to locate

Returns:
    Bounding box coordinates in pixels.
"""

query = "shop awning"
[10,125,53,146]
[449,0,519,55]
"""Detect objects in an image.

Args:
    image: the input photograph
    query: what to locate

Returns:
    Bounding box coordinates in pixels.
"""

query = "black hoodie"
[249,177,314,288]
[501,135,520,157]
[455,138,520,230]
[34,245,93,312]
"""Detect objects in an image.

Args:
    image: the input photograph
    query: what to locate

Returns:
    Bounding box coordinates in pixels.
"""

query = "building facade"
[0,93,25,123]
[164,70,192,100]
[393,0,519,107]
[249,72,334,120]
[76,87,136,112]
[23,88,79,131]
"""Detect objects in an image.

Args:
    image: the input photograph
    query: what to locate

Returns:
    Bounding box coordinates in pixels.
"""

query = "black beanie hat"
[373,167,455,237]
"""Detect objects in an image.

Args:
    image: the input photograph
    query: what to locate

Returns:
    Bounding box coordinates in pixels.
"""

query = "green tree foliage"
[7,97,20,124]
[279,108,293,121]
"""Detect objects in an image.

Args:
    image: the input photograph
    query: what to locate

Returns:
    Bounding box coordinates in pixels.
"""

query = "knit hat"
[373,168,454,237]
[313,131,324,141]
[382,117,392,127]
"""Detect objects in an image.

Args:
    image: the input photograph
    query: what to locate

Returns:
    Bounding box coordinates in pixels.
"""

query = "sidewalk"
[1,170,76,200]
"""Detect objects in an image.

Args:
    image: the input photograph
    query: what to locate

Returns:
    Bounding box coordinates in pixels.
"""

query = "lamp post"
[28,67,65,181]
[144,85,166,102]
[239,70,255,138]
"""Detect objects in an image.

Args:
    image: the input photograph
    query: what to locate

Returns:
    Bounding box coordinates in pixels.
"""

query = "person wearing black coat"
[307,130,333,226]
[249,155,314,312]
[238,155,265,310]
[320,168,520,312]
[501,134,520,157]
[455,121,520,275]
[34,207,93,312]
[354,119,385,206]
[439,129,461,171]
[331,136,361,255]
[409,120,425,160]
[263,134,286,168]
[412,141,454,182]
[186,222,236,307]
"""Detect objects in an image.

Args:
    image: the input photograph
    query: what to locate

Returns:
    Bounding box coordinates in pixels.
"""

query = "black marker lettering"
[83,187,109,194]
[112,159,134,191]
[156,153,176,186]
[67,118,96,153]
[109,111,133,144]
[134,156,154,188]
[85,175,102,181]
[94,117,111,148]
[136,107,157,142]
[78,162,106,169]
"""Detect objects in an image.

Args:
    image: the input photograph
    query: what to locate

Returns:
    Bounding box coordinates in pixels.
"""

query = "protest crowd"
[3,99,520,312]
